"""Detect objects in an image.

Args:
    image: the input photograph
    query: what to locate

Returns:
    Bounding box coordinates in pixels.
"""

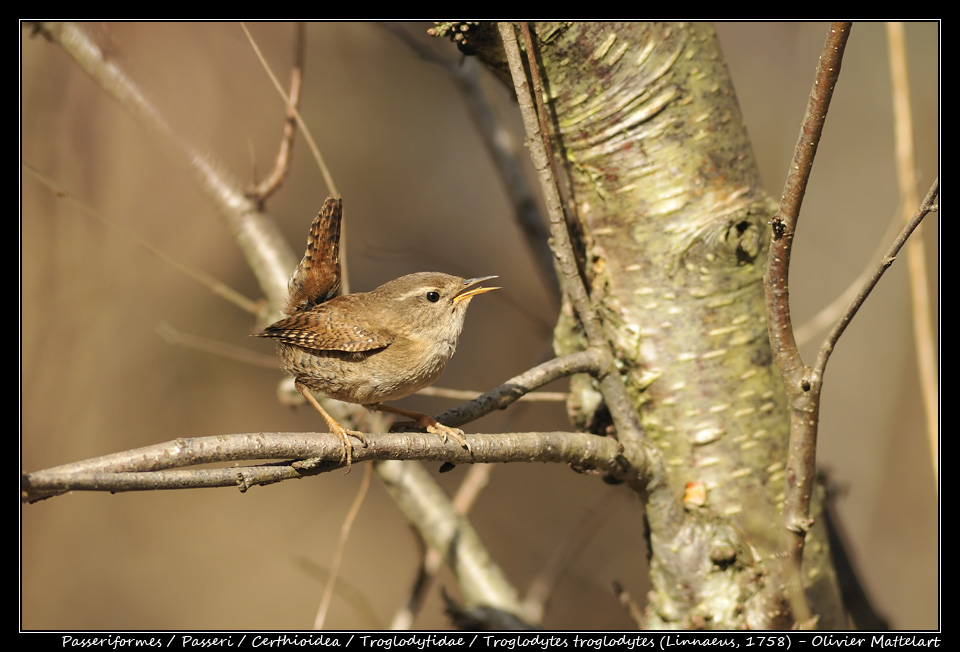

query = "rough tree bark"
[446,21,846,630]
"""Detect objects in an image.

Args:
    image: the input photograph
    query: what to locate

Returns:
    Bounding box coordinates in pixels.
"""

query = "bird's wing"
[256,299,392,353]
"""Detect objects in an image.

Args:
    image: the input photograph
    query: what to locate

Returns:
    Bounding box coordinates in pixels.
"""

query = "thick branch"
[375,460,530,628]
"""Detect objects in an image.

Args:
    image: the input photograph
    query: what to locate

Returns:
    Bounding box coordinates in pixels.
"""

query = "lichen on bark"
[453,21,846,629]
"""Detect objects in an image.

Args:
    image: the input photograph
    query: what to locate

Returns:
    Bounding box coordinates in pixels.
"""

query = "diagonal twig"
[385,24,558,306]
[496,22,646,454]
[245,22,306,204]
[32,21,297,309]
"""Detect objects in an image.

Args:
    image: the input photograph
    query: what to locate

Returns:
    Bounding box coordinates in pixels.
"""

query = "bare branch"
[523,488,625,621]
[436,350,602,426]
[768,24,937,577]
[612,581,644,628]
[22,431,628,503]
[385,24,558,305]
[390,463,492,629]
[814,178,938,378]
[245,22,305,204]
[793,207,905,346]
[24,164,262,317]
[497,22,646,452]
[238,22,351,295]
[156,323,279,368]
[762,23,851,554]
[34,21,297,309]
[765,22,852,395]
[314,461,372,629]
[417,386,565,402]
[375,459,531,628]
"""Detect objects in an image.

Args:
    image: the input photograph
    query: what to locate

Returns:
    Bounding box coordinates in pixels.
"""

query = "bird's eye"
[426,291,441,303]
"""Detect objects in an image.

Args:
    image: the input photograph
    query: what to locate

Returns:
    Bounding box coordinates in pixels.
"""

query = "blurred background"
[21,22,938,630]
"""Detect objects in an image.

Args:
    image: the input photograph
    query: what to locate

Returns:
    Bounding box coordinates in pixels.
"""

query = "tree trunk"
[459,21,846,630]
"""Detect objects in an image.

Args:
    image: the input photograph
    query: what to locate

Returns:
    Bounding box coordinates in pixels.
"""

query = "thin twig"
[519,23,564,217]
[24,164,262,316]
[156,323,278,368]
[769,21,936,582]
[523,488,624,621]
[436,349,602,427]
[246,23,305,204]
[239,22,349,295]
[296,557,383,628]
[496,22,645,453]
[417,386,565,402]
[886,22,938,483]
[394,346,570,626]
[612,581,644,628]
[314,460,372,629]
[815,179,938,377]
[239,23,337,200]
[794,206,905,346]
[765,22,852,397]
[33,21,297,309]
[383,24,558,305]
[763,23,851,554]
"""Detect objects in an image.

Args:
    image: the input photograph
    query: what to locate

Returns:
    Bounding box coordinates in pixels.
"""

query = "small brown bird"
[257,198,498,466]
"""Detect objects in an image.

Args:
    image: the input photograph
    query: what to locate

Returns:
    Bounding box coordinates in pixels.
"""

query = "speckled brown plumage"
[258,272,497,407]
[256,197,498,467]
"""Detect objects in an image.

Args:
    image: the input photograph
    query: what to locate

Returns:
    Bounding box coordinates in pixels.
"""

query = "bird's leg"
[295,381,367,468]
[376,404,470,451]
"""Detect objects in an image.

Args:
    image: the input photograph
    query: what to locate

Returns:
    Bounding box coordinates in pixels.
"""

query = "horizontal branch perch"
[23,350,614,503]
[22,430,627,503]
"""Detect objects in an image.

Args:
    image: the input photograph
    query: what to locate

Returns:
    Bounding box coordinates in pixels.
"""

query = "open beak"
[453,276,500,304]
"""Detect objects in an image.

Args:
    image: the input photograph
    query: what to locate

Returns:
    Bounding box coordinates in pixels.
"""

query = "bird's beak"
[453,276,500,304]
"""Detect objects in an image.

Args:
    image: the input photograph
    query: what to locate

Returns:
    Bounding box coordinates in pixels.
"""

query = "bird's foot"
[424,421,469,451]
[378,404,470,452]
[330,425,368,469]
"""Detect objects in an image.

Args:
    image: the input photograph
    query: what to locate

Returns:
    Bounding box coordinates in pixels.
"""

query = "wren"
[256,198,498,466]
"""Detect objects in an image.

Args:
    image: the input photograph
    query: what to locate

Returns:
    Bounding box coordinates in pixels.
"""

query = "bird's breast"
[275,334,457,406]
